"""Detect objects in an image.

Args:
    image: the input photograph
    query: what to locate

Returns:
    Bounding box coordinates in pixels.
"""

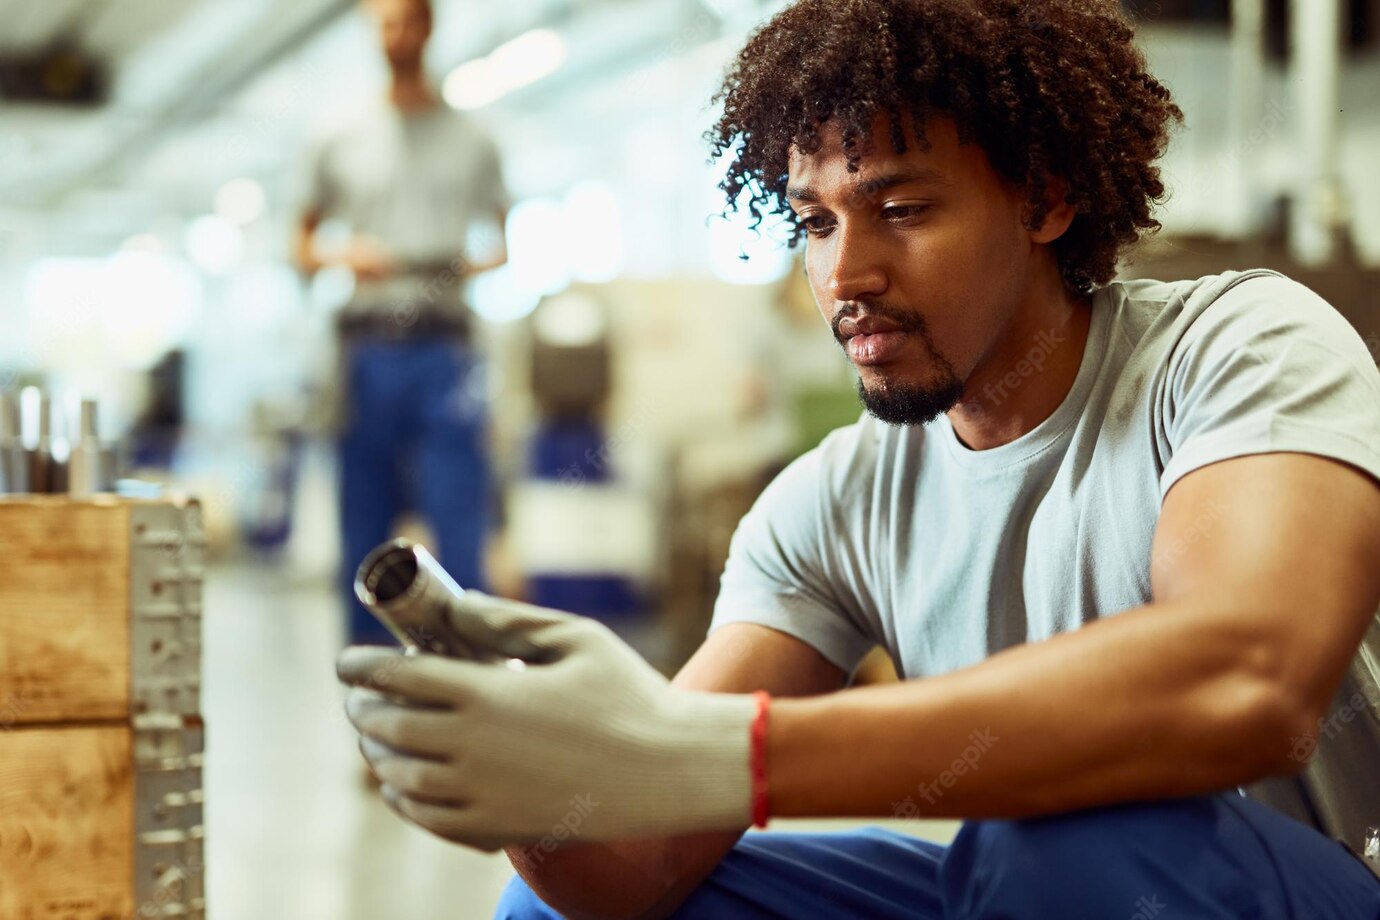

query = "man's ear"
[1025,175,1077,245]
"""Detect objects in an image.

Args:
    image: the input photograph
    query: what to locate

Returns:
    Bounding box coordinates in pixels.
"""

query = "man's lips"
[846,330,910,366]
[837,314,911,367]
[837,314,903,339]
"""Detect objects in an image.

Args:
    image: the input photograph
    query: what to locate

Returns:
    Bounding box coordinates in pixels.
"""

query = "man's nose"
[826,224,888,303]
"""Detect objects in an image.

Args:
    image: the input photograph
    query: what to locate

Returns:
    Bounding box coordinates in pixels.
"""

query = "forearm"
[464,249,507,276]
[769,598,1306,820]
[503,624,843,918]
[293,212,324,274]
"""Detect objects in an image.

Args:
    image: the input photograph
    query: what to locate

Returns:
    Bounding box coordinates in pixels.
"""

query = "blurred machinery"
[129,350,185,471]
[0,389,122,495]
[512,290,654,620]
[0,42,107,106]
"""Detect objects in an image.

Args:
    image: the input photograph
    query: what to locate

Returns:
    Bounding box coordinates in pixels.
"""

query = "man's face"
[787,113,1037,426]
[374,0,432,72]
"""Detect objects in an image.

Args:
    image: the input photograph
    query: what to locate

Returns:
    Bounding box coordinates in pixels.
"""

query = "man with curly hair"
[337,1,1380,916]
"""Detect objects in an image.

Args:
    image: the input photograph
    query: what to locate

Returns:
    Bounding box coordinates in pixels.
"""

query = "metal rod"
[1227,0,1268,236]
[1289,0,1344,264]
[68,398,107,496]
[27,392,52,493]
[0,392,26,494]
[354,539,497,660]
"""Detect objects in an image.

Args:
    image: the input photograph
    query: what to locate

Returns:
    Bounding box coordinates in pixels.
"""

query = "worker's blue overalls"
[337,299,489,645]
[495,792,1380,918]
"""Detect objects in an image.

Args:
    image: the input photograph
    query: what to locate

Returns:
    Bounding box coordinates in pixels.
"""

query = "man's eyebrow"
[786,167,950,204]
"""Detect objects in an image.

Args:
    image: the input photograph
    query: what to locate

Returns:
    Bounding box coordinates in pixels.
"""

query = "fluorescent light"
[443,29,567,110]
[24,254,201,373]
[214,178,267,225]
[121,233,164,253]
[512,197,574,296]
[470,266,541,324]
[564,181,624,283]
[184,214,244,276]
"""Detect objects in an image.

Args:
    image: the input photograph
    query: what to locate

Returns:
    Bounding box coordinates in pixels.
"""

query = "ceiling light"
[214,178,267,226]
[443,29,567,111]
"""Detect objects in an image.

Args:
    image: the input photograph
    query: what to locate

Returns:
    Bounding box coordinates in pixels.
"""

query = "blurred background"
[1,0,1378,916]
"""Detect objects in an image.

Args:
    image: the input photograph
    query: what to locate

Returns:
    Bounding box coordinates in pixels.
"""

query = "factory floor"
[202,560,958,919]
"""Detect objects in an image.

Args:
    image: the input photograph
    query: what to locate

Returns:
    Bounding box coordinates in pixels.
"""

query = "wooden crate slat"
[0,725,134,919]
[0,500,131,725]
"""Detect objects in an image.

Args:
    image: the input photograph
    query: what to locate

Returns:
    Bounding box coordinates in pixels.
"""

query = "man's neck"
[946,271,1094,451]
[389,68,436,112]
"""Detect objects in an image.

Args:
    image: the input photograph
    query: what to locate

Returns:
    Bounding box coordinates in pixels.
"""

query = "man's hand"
[337,236,397,282]
[336,593,757,852]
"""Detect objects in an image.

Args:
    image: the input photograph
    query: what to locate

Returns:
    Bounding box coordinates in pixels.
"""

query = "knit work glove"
[336,591,756,851]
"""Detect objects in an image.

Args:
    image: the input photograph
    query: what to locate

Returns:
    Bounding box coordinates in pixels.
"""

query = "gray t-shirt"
[711,269,1380,853]
[300,100,509,309]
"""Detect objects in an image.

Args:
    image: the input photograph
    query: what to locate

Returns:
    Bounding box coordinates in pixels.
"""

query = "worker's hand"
[338,236,396,282]
[336,592,756,852]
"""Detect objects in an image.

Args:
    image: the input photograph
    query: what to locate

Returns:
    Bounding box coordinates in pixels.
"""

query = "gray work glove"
[336,591,756,851]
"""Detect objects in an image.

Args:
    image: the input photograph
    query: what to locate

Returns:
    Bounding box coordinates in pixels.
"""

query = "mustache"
[830,302,929,342]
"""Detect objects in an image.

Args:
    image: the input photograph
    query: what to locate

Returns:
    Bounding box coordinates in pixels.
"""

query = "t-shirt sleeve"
[294,128,337,218]
[1159,273,1380,498]
[474,134,511,215]
[709,445,878,674]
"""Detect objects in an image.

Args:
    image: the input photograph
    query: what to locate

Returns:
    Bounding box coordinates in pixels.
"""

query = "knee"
[978,799,1177,858]
[492,874,563,920]
[940,798,1220,918]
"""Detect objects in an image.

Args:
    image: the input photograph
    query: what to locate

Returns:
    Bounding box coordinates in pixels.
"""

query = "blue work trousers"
[338,338,489,645]
[495,793,1380,918]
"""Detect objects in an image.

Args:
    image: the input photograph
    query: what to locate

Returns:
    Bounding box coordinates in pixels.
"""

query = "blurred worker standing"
[294,0,510,645]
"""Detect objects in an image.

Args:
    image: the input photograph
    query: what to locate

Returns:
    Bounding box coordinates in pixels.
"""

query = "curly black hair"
[707,0,1183,293]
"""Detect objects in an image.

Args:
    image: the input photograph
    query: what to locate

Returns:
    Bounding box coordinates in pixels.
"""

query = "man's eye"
[884,205,931,223]
[800,215,835,237]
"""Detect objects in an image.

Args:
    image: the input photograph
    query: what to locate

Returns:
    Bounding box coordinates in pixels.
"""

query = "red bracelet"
[750,690,772,828]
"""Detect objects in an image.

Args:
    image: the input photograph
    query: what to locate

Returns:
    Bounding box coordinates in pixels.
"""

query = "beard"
[835,303,965,427]
[857,372,964,426]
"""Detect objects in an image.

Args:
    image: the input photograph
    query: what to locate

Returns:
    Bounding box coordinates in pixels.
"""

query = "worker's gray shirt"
[712,269,1380,853]
[299,99,509,311]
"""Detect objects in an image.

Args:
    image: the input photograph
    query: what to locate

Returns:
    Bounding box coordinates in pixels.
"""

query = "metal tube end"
[354,539,421,610]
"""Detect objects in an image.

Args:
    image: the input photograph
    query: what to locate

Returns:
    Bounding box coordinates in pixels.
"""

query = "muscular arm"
[767,453,1380,819]
[294,208,325,275]
[504,622,845,920]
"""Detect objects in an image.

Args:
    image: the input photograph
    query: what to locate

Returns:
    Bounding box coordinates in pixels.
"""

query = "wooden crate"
[0,497,204,920]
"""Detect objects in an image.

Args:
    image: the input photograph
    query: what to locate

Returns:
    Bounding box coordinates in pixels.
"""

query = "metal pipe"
[1227,0,1268,236]
[0,392,27,494]
[1289,0,1345,264]
[354,539,499,660]
[27,392,52,493]
[68,398,107,496]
